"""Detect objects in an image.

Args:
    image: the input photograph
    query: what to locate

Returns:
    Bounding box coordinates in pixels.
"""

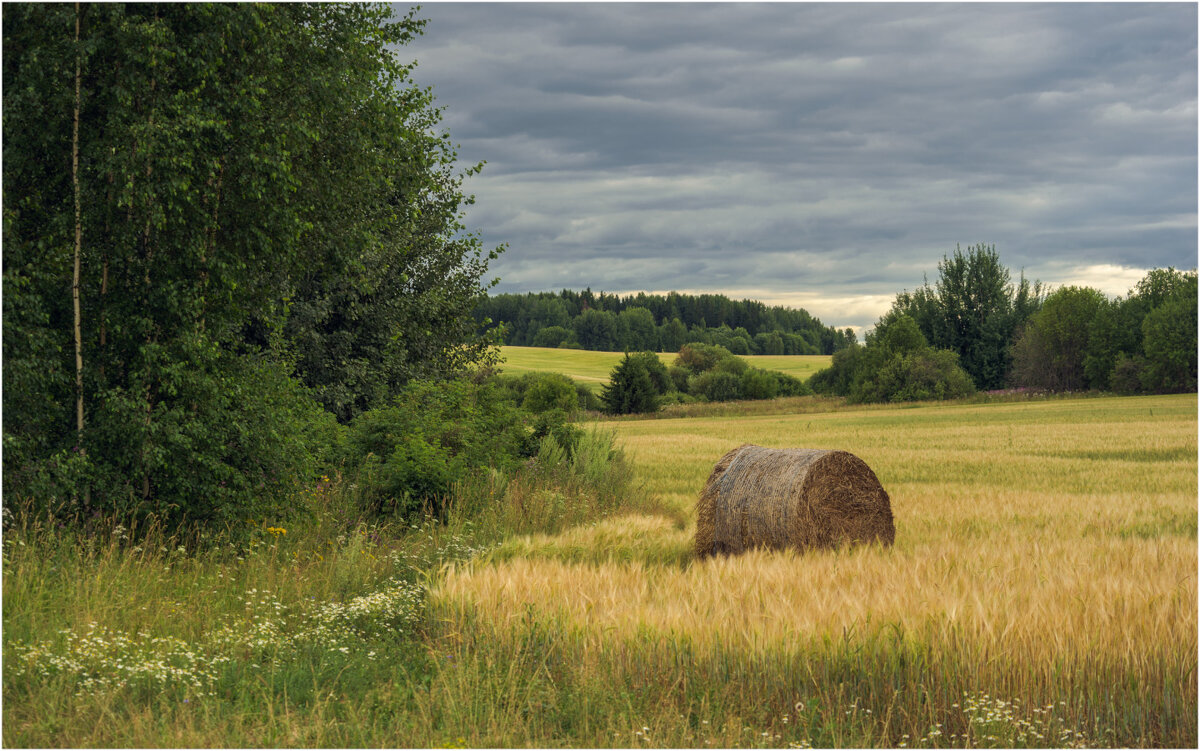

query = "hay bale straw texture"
[695,444,895,558]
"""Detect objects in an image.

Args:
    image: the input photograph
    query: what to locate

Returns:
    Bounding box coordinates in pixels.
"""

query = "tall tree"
[1010,286,1107,391]
[3,4,498,525]
[890,244,1042,390]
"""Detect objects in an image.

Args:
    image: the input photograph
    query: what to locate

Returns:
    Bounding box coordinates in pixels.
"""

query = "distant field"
[496,346,832,391]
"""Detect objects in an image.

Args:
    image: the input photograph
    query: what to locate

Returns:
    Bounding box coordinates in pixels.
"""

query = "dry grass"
[430,393,1197,745]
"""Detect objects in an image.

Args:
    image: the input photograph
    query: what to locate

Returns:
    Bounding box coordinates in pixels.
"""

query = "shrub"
[813,315,975,404]
[774,372,813,397]
[521,372,580,416]
[691,370,742,402]
[809,343,866,396]
[740,368,779,400]
[667,365,691,392]
[346,379,529,518]
[853,349,975,403]
[714,356,749,376]
[530,409,582,456]
[575,383,604,412]
[1110,353,1150,395]
[675,343,734,375]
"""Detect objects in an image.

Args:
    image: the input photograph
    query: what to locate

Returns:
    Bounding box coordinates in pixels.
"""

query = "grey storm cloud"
[399,2,1197,332]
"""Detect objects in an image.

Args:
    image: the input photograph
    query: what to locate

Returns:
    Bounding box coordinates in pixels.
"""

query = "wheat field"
[431,393,1197,746]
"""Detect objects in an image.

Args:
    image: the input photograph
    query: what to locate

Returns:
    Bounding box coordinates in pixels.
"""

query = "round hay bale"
[694,444,894,558]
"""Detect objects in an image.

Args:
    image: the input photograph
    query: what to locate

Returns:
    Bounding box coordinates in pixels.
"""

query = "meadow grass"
[4,394,1196,747]
[497,345,831,392]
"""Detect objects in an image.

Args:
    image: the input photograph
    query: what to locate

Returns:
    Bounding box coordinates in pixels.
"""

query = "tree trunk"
[72,2,86,504]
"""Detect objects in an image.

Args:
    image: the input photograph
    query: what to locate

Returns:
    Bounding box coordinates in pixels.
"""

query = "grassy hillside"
[5,393,1195,746]
[496,345,832,391]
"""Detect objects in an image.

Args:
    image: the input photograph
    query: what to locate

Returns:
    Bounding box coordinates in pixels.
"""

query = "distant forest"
[473,290,857,355]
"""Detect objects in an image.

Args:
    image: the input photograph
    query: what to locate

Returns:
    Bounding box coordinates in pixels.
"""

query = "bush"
[530,409,582,456]
[715,356,749,376]
[740,368,779,400]
[667,365,691,392]
[774,372,813,397]
[852,349,975,403]
[521,372,580,416]
[691,370,742,402]
[1110,353,1149,395]
[809,343,866,396]
[575,383,604,412]
[812,315,975,404]
[675,343,734,375]
[346,379,529,518]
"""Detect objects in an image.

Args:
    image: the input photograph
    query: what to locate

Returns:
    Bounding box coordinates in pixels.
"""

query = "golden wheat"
[431,393,1196,700]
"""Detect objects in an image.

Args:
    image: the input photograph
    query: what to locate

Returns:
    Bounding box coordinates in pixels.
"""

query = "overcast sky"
[400,2,1197,333]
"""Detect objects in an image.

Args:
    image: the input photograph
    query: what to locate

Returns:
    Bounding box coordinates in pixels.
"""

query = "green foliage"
[2,4,498,529]
[1109,353,1150,395]
[675,343,734,375]
[691,370,743,402]
[1013,268,1196,395]
[739,368,779,400]
[812,315,975,404]
[345,380,529,519]
[573,308,621,351]
[852,348,975,403]
[1010,286,1108,391]
[627,351,674,395]
[1082,298,1138,390]
[531,325,574,348]
[600,354,660,415]
[667,364,691,392]
[490,372,592,415]
[809,342,866,396]
[772,371,813,397]
[530,409,583,457]
[618,307,659,351]
[890,244,1043,389]
[476,289,854,354]
[1141,292,1198,393]
[521,373,580,416]
[575,383,604,412]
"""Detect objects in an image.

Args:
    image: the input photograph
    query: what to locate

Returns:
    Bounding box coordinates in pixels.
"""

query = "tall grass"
[2,427,650,747]
[5,394,1195,747]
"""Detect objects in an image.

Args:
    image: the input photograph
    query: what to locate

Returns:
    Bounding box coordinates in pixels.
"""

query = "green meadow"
[497,345,831,391]
[5,393,1195,747]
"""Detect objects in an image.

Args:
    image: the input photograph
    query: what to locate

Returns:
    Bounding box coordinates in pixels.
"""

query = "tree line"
[812,244,1196,403]
[473,289,857,355]
[3,3,503,529]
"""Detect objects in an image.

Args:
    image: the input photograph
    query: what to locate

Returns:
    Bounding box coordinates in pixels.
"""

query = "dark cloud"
[400,2,1197,331]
